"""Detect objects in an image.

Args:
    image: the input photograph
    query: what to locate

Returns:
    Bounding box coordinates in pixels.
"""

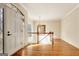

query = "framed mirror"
[37,25,46,33]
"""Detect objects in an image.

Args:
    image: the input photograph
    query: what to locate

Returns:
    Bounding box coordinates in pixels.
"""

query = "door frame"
[3,8,4,54]
[0,7,4,54]
[37,25,46,44]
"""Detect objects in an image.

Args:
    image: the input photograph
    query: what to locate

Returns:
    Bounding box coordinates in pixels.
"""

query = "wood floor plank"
[12,39,79,56]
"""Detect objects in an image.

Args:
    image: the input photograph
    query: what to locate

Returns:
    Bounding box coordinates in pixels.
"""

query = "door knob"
[7,31,12,36]
[7,33,12,36]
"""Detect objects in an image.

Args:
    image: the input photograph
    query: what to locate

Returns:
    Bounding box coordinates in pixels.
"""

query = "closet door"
[4,7,16,55]
[4,5,24,55]
[16,12,24,49]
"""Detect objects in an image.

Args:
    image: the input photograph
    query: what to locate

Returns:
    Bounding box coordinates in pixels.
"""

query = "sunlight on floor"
[39,34,52,44]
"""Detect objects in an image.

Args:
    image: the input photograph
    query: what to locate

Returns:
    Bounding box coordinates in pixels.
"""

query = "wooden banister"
[28,32,54,34]
[28,32,54,45]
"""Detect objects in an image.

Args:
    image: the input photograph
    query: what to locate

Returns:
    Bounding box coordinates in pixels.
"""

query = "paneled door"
[4,7,17,55]
[15,12,24,49]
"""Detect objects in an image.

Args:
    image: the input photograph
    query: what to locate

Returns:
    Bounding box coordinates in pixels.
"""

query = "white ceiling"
[21,3,78,21]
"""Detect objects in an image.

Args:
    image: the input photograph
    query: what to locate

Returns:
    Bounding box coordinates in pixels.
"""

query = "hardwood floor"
[12,39,79,56]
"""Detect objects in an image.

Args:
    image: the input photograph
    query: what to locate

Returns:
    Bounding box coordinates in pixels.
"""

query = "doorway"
[37,25,46,34]
[37,25,46,44]
[37,25,51,44]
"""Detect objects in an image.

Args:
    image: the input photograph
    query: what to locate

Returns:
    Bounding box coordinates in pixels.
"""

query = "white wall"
[34,20,61,37]
[61,5,79,48]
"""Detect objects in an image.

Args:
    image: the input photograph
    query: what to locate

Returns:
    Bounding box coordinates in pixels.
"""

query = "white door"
[4,7,17,55]
[16,12,24,49]
[4,6,24,55]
